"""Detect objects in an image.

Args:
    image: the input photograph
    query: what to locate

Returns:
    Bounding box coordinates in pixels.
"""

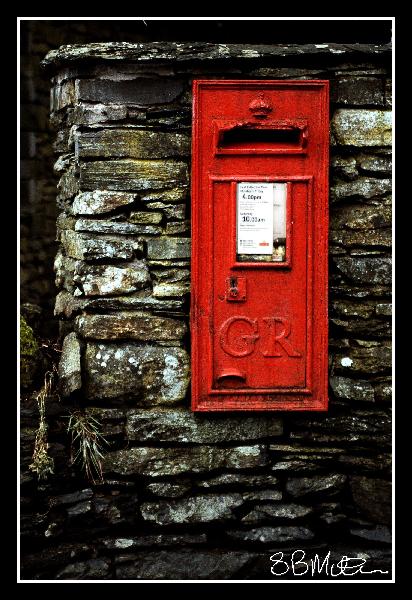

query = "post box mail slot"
[191,80,329,411]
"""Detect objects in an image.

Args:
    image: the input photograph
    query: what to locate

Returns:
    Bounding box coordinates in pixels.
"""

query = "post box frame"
[191,80,329,412]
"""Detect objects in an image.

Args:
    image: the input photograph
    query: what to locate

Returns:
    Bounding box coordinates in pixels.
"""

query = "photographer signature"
[270,550,389,577]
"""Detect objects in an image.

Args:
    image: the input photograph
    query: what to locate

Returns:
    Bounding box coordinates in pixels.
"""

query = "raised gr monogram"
[219,316,301,358]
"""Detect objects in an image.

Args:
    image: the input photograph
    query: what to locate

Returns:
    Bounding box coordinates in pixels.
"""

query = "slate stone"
[145,202,186,220]
[51,291,82,318]
[61,231,135,261]
[67,500,92,517]
[332,299,377,322]
[331,177,391,201]
[128,211,163,224]
[290,411,391,444]
[58,332,82,397]
[104,445,268,476]
[53,153,75,174]
[93,496,125,525]
[165,221,190,234]
[75,312,187,341]
[140,494,244,524]
[141,188,187,203]
[75,219,161,236]
[84,343,189,404]
[72,190,136,215]
[338,453,391,474]
[269,444,344,454]
[350,525,391,543]
[78,129,190,159]
[74,261,150,296]
[42,42,391,70]
[77,78,185,105]
[242,503,312,523]
[334,257,391,285]
[330,228,391,248]
[374,381,392,403]
[271,459,322,472]
[332,109,392,146]
[78,291,184,313]
[332,345,391,375]
[375,303,391,316]
[197,473,279,489]
[147,237,191,260]
[49,489,93,507]
[152,268,190,283]
[226,526,314,544]
[125,408,283,443]
[146,480,192,498]
[331,202,391,231]
[330,299,391,337]
[330,376,375,402]
[57,164,79,200]
[54,251,78,293]
[72,103,128,125]
[153,282,190,297]
[102,533,207,551]
[242,490,282,502]
[57,212,76,234]
[331,77,384,106]
[249,67,327,78]
[80,159,188,191]
[385,79,392,107]
[331,155,358,180]
[51,80,76,111]
[286,474,346,498]
[330,283,390,299]
[148,260,190,268]
[358,155,392,175]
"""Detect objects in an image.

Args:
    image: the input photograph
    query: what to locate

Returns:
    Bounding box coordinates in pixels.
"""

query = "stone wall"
[20,21,182,330]
[21,22,147,329]
[20,42,392,580]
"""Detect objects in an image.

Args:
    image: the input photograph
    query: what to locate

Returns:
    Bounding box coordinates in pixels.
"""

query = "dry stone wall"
[20,42,392,580]
[21,22,149,327]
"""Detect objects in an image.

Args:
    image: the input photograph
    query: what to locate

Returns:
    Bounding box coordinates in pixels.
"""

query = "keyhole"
[230,277,238,297]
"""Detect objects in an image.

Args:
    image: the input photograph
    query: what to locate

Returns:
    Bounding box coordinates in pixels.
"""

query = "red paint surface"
[191,80,329,411]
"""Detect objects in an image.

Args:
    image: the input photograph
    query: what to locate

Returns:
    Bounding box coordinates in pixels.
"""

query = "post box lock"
[226,276,246,302]
[191,80,329,412]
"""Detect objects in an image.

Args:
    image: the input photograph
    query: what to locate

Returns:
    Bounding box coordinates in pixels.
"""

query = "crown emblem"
[248,92,273,119]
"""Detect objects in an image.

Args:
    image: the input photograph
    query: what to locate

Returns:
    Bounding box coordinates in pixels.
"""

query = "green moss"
[20,316,38,356]
[20,315,39,389]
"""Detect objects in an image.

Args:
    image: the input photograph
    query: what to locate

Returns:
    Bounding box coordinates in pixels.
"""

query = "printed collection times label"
[237,182,274,255]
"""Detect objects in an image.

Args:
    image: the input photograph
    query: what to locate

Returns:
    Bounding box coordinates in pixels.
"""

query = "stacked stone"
[20,43,391,580]
[21,22,152,324]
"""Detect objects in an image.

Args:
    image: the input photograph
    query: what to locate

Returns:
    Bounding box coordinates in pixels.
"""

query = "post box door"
[191,80,329,411]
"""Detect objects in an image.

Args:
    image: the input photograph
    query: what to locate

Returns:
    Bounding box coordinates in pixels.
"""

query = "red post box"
[191,80,329,411]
